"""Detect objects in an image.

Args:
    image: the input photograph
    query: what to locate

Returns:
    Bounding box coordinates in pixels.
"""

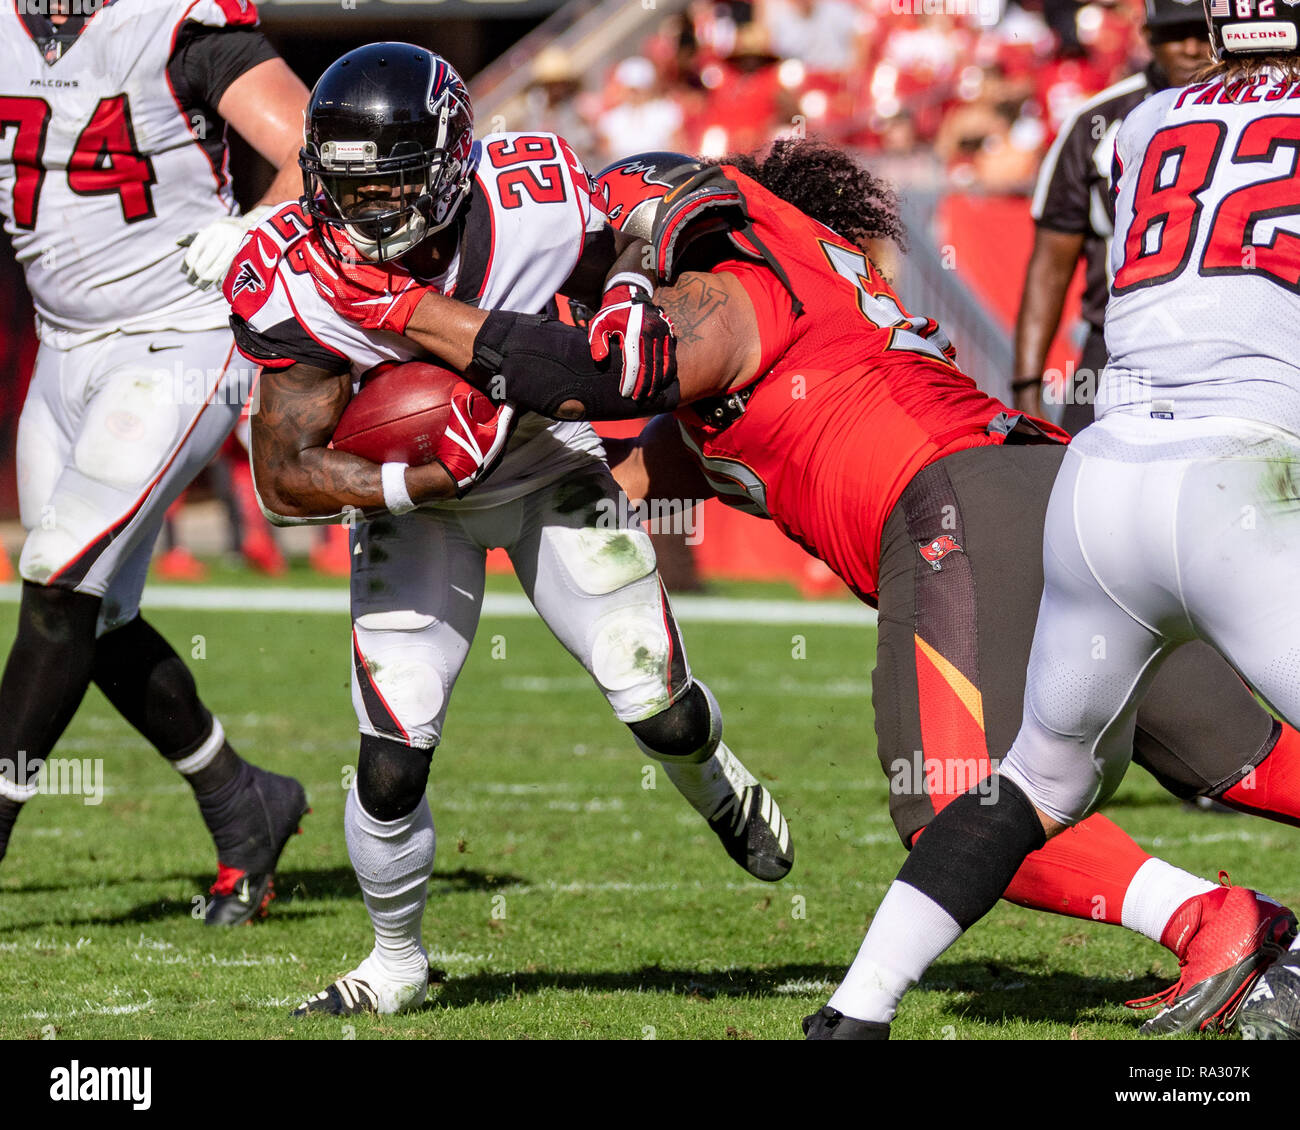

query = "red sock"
[911,809,1150,926]
[1221,723,1300,828]
[1001,813,1150,926]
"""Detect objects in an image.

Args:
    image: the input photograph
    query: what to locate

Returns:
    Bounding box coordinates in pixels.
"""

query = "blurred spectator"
[760,0,865,74]
[523,47,597,162]
[595,56,686,162]
[692,23,792,157]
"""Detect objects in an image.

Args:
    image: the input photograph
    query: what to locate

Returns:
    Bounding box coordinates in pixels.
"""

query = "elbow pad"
[471,309,680,420]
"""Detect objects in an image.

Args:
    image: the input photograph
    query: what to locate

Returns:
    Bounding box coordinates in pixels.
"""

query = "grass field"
[1,571,1296,1041]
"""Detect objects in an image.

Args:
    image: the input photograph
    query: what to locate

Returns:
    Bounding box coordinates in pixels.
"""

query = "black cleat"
[706,748,794,882]
[292,955,430,1017]
[205,767,308,926]
[1239,954,1300,1040]
[803,1006,890,1040]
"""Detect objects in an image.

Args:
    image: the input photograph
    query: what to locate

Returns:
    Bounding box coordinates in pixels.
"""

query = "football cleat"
[1238,954,1300,1040]
[803,1006,890,1040]
[706,748,794,882]
[292,953,430,1017]
[1127,876,1296,1036]
[205,767,309,926]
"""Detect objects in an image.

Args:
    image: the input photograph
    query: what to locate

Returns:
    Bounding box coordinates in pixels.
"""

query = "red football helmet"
[596,152,705,240]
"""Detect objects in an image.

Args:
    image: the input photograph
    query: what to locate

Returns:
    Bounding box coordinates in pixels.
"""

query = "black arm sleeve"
[471,310,680,420]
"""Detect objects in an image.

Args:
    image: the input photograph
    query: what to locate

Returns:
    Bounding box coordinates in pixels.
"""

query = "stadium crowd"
[522,0,1153,191]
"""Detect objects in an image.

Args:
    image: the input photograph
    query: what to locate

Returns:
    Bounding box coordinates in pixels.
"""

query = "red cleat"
[155,545,208,582]
[1128,874,1296,1035]
[242,528,287,576]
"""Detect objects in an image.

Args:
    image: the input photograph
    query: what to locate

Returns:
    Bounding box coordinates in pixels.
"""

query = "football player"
[225,43,793,1017]
[350,142,1300,1038]
[0,0,311,923]
[772,0,1300,1040]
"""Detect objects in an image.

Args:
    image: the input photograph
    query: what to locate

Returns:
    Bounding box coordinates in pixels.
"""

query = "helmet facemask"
[301,84,474,264]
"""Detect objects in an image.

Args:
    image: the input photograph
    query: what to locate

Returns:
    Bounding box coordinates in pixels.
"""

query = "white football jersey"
[1104,71,1300,432]
[229,132,609,510]
[0,0,256,345]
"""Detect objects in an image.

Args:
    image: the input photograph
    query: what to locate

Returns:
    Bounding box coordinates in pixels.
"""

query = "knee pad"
[357,732,433,821]
[74,367,180,491]
[628,681,719,763]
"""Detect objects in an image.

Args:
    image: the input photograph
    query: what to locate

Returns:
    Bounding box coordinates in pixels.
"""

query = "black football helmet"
[1203,0,1300,58]
[301,43,475,263]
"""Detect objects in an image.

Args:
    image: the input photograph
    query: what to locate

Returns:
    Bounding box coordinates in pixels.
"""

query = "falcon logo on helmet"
[300,43,475,263]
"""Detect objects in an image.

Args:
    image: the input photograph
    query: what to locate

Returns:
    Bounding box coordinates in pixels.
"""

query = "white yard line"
[0,583,877,627]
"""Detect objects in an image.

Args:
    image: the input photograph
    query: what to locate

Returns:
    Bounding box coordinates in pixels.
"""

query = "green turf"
[0,581,1295,1041]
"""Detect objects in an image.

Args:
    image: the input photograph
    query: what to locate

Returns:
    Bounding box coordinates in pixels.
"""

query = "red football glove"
[434,382,516,496]
[588,273,677,400]
[302,230,431,335]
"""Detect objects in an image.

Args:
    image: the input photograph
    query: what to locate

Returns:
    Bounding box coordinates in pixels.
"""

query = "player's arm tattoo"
[652,271,762,400]
[654,274,731,348]
[251,362,383,518]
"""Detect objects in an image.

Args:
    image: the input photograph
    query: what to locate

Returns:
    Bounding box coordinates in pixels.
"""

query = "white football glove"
[179,204,276,290]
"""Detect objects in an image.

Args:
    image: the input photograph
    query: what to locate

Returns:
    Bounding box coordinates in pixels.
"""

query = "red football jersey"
[675,168,1065,603]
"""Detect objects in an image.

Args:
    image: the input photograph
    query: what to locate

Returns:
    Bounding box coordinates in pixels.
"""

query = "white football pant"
[1000,412,1300,825]
[350,464,692,747]
[16,327,248,633]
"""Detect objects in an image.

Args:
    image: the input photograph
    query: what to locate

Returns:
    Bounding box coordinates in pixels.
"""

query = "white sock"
[345,788,435,982]
[828,881,964,1024]
[1120,857,1216,945]
[644,682,757,817]
[663,742,757,816]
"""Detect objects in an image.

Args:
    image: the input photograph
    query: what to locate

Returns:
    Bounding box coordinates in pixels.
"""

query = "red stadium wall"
[936,194,1086,379]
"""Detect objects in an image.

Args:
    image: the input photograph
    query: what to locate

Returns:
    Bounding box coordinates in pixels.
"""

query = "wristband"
[381,462,416,515]
[604,271,654,296]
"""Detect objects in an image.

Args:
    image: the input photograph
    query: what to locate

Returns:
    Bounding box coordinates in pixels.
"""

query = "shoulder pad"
[224,225,284,322]
[652,166,751,282]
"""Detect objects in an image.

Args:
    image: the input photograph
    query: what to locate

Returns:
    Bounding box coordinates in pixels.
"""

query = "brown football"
[331,361,461,466]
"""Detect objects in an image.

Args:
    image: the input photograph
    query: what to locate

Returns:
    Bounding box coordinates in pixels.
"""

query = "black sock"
[898,775,1048,930]
[92,616,242,793]
[0,796,23,862]
[195,758,256,859]
[0,582,100,769]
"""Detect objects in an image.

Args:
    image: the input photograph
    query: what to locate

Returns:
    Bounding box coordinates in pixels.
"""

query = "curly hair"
[714,139,908,252]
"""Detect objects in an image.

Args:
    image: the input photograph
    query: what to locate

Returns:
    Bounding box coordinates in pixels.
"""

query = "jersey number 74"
[0,92,157,229]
